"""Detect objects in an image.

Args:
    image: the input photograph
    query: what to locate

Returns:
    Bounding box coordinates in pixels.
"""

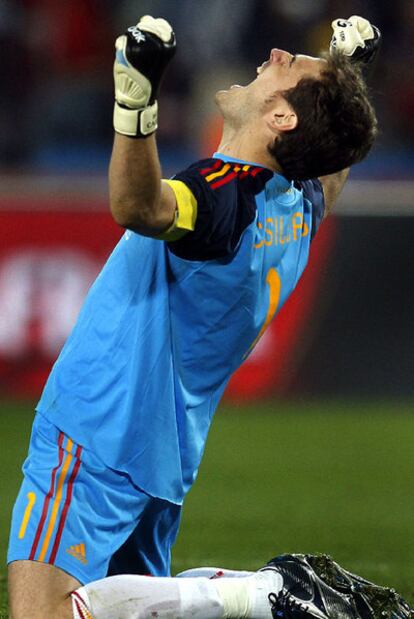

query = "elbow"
[109,198,138,229]
[109,178,162,230]
[109,196,162,232]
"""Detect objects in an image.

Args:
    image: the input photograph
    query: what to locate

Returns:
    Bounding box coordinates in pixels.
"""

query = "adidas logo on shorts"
[67,542,88,564]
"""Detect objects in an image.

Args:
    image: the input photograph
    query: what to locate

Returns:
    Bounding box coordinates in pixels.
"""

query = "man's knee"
[8,560,81,619]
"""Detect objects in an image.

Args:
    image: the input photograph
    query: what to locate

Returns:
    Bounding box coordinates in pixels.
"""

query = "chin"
[214,86,241,106]
[214,89,229,110]
[214,87,247,126]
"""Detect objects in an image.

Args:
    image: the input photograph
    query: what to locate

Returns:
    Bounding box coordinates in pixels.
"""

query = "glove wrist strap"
[114,101,158,137]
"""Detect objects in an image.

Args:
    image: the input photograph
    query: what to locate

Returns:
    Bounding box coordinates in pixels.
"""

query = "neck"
[216,122,280,172]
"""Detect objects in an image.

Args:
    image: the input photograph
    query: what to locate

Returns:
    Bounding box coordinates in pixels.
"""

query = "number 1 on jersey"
[244,267,281,358]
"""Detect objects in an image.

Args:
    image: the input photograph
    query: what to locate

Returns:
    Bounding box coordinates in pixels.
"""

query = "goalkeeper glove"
[113,15,176,138]
[330,15,381,65]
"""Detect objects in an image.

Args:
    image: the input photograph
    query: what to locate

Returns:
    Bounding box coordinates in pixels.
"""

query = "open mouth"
[257,60,270,75]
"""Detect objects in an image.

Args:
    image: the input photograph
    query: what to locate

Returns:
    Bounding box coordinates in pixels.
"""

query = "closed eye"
[290,54,297,67]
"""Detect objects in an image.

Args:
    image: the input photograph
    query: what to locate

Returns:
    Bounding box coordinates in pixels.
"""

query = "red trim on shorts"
[29,432,65,560]
[48,444,82,564]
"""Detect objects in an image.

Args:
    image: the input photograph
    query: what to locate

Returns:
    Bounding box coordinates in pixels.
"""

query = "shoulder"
[165,158,273,261]
[174,157,273,195]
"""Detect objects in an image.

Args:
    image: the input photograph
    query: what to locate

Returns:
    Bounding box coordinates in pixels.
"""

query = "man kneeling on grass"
[8,13,391,619]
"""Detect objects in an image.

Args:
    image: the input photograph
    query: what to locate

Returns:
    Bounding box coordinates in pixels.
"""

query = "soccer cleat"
[305,554,414,619]
[261,554,360,618]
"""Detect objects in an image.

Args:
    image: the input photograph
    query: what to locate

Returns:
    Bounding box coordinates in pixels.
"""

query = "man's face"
[216,49,325,118]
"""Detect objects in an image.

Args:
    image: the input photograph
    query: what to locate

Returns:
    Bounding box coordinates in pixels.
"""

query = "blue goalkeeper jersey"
[37,154,325,504]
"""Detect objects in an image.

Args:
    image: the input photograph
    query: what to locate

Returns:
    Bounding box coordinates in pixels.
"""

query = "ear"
[264,95,298,134]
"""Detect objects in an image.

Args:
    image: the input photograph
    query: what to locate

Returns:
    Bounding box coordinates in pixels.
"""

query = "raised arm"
[319,15,381,217]
[109,16,177,236]
[109,134,177,235]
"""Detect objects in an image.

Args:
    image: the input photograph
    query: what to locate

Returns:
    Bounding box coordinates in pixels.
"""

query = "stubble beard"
[214,87,250,131]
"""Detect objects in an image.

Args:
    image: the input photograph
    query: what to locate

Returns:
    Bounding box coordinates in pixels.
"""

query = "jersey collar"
[212,152,291,191]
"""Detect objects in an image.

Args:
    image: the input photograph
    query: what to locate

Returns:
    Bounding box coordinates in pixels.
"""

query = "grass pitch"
[1,399,414,617]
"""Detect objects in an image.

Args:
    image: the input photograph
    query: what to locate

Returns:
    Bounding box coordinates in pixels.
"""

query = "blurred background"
[0,0,413,400]
[1,0,414,174]
[1,1,414,609]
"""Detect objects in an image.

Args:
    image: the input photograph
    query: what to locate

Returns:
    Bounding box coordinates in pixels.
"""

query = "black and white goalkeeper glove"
[113,15,176,138]
[330,15,381,65]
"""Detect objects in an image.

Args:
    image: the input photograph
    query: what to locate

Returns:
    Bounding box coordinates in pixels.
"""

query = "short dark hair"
[268,52,378,180]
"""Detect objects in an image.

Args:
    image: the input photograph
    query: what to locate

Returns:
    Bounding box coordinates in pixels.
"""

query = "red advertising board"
[0,199,335,400]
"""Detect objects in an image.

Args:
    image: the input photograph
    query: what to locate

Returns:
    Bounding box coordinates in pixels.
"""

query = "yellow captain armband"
[156,180,198,241]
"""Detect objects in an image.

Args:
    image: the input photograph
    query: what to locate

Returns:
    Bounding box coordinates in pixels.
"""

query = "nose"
[270,48,291,65]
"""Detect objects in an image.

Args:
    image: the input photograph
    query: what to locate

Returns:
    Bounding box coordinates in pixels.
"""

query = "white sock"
[71,570,283,619]
[213,570,283,619]
[72,574,223,619]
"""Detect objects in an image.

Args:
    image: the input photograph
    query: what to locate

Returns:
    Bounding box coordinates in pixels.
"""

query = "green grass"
[1,399,414,617]
[0,401,35,619]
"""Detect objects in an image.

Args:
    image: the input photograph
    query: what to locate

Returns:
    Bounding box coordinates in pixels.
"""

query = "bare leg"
[8,560,81,619]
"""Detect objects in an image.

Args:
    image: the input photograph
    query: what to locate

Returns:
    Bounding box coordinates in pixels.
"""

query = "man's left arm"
[318,15,381,216]
[318,168,350,217]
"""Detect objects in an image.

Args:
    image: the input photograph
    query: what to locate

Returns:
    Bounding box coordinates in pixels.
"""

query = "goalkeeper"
[8,14,381,619]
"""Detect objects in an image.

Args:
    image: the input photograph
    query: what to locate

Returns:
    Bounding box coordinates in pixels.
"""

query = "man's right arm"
[109,16,177,235]
[109,133,177,236]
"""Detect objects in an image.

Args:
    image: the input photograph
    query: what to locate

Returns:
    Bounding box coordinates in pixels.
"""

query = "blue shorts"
[7,413,182,584]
